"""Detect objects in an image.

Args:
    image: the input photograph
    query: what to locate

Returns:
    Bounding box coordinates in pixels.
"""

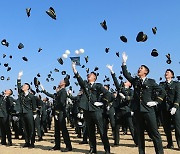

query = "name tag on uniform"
[94,102,103,106]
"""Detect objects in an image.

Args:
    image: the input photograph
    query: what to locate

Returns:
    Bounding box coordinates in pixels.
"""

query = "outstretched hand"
[18,71,23,79]
[122,52,128,64]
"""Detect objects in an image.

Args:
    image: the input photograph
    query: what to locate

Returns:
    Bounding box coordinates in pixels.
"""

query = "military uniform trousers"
[84,109,110,153]
[161,107,180,147]
[0,115,12,144]
[21,112,34,145]
[134,111,164,154]
[114,109,137,145]
[54,111,72,149]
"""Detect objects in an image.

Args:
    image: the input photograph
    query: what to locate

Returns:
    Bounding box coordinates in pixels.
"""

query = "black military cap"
[81,65,85,68]
[159,77,162,81]
[61,71,66,75]
[26,8,31,17]
[105,48,110,53]
[84,56,89,63]
[34,77,40,88]
[46,7,56,20]
[64,78,70,87]
[94,67,99,72]
[54,68,59,72]
[18,43,24,49]
[151,49,158,57]
[30,82,33,85]
[4,63,8,67]
[3,54,6,58]
[50,71,52,74]
[7,67,11,72]
[1,39,9,47]
[48,74,51,78]
[110,88,114,93]
[1,76,4,80]
[116,52,120,57]
[103,79,106,82]
[22,56,28,61]
[38,48,42,52]
[106,77,110,82]
[152,27,157,35]
[166,53,171,64]
[53,86,56,90]
[120,71,123,74]
[57,57,63,65]
[119,75,123,80]
[86,68,89,73]
[176,76,180,81]
[50,77,54,81]
[69,86,72,90]
[70,57,81,66]
[46,78,49,82]
[136,31,148,42]
[9,55,12,59]
[37,73,41,77]
[120,36,127,43]
[100,20,107,30]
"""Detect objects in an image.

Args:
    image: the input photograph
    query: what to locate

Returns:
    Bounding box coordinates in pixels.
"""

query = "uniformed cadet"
[106,64,138,146]
[17,71,37,148]
[0,89,14,146]
[159,69,180,149]
[40,78,72,152]
[72,62,111,154]
[121,52,165,154]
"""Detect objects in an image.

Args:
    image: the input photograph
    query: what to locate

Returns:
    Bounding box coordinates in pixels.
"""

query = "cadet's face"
[4,89,11,96]
[124,81,131,87]
[165,71,173,79]
[137,66,147,77]
[59,80,65,88]
[104,86,109,90]
[87,73,96,82]
[22,84,29,91]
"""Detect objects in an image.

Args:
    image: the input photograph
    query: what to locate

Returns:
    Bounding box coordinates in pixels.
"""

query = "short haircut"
[166,69,174,78]
[141,65,150,75]
[24,83,31,90]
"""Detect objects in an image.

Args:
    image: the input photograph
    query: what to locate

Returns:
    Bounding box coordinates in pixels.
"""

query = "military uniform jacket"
[0,95,13,118]
[111,73,133,110]
[17,79,36,114]
[75,72,111,111]
[122,65,165,112]
[159,80,180,111]
[43,88,67,115]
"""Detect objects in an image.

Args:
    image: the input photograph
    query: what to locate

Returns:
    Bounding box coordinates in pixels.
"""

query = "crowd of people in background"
[0,52,180,154]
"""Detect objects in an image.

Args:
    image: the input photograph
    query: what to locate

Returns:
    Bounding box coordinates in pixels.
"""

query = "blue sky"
[0,0,180,96]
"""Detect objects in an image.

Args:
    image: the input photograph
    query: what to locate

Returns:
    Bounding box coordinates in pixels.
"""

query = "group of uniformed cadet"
[0,52,180,154]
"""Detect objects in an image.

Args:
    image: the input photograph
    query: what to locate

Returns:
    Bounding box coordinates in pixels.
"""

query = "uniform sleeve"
[153,80,165,104]
[42,90,55,99]
[17,79,22,94]
[74,72,86,89]
[121,65,134,83]
[173,82,180,108]
[111,73,122,91]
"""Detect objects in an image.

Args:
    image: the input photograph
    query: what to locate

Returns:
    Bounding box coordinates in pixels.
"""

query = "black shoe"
[79,141,88,144]
[38,137,43,141]
[23,143,30,148]
[49,146,61,150]
[113,143,119,147]
[1,142,7,145]
[165,144,174,149]
[7,142,12,146]
[88,149,96,154]
[29,144,35,148]
[105,151,110,154]
[61,147,72,152]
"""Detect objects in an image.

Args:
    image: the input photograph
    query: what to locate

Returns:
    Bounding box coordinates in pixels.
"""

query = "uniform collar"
[24,91,29,96]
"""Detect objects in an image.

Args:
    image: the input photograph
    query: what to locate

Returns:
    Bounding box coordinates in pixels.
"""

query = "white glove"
[170,107,177,115]
[106,64,114,74]
[68,90,72,95]
[107,106,110,111]
[55,115,58,120]
[94,102,103,106]
[147,101,158,107]
[122,52,128,65]
[39,84,45,91]
[80,114,83,119]
[33,114,37,120]
[12,116,19,121]
[72,62,77,74]
[131,111,134,116]
[77,113,81,118]
[119,93,125,99]
[18,71,23,79]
